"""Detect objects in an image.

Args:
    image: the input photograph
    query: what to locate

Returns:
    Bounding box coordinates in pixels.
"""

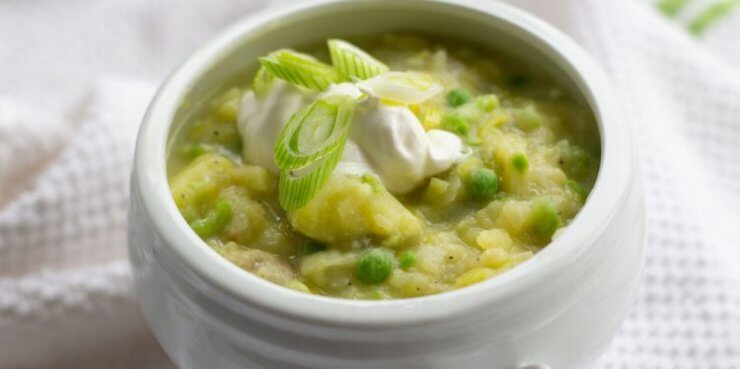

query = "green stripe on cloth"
[658,0,692,16]
[689,0,740,35]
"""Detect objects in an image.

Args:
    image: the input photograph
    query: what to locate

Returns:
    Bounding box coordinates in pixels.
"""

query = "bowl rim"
[133,0,632,327]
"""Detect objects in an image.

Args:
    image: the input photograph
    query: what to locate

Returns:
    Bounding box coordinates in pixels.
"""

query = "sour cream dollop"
[236,81,468,194]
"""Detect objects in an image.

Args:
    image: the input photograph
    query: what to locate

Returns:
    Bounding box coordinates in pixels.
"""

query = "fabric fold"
[0,0,739,368]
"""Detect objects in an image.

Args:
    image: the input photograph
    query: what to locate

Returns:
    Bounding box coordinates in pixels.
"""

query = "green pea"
[355,249,394,284]
[466,168,499,201]
[512,153,529,173]
[399,251,416,270]
[446,88,471,107]
[299,239,326,255]
[530,199,562,241]
[189,199,232,238]
[442,114,470,136]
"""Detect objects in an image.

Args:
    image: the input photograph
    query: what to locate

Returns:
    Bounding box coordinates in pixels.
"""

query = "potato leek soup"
[167,35,600,299]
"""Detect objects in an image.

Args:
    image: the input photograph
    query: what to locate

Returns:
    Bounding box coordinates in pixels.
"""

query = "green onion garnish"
[356,71,442,104]
[259,49,344,91]
[252,66,275,97]
[275,95,355,171]
[274,95,356,210]
[328,39,389,81]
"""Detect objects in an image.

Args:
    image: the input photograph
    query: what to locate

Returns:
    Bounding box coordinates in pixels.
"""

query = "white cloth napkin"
[1,0,739,368]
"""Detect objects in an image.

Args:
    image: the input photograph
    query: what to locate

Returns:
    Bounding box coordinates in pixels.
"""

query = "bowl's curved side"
[131,0,635,328]
[129,168,645,369]
[128,0,645,368]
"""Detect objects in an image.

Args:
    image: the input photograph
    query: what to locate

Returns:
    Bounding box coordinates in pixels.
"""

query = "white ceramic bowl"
[128,1,646,368]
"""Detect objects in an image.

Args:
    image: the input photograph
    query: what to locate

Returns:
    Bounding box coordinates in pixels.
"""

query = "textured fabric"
[1,0,739,368]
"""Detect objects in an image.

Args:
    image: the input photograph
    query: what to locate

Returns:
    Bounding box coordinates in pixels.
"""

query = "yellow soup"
[168,34,600,299]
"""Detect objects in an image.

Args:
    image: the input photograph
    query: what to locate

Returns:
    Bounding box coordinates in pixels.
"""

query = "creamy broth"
[168,34,600,299]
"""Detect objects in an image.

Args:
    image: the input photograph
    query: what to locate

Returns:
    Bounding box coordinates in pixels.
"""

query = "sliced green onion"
[259,49,344,91]
[328,39,389,80]
[278,152,343,211]
[252,66,275,97]
[275,96,355,171]
[356,71,443,104]
[275,96,356,210]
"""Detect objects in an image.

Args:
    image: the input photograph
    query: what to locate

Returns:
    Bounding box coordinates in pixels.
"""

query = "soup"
[167,34,600,299]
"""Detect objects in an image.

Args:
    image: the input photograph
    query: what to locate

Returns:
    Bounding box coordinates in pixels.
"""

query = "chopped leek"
[328,39,389,80]
[274,95,356,210]
[278,151,343,211]
[356,71,443,104]
[275,96,354,170]
[259,49,344,91]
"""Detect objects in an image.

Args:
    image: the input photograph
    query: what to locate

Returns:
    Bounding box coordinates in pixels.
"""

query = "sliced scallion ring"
[328,39,389,80]
[275,96,355,170]
[274,95,356,210]
[356,71,443,104]
[278,149,344,211]
[259,49,344,91]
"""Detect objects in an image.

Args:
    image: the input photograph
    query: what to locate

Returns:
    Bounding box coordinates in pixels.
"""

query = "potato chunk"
[219,242,296,285]
[289,175,422,247]
[219,186,268,245]
[300,250,359,293]
[169,153,233,218]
